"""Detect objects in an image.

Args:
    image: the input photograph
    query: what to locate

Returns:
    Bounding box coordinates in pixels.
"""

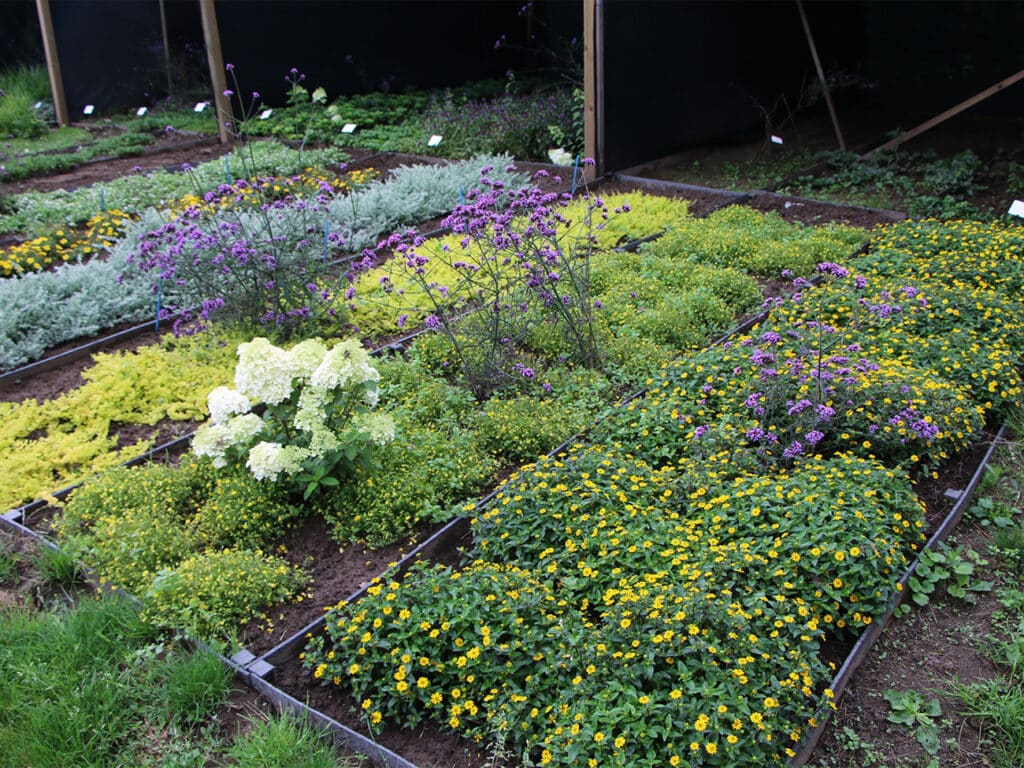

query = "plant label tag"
[771,134,784,145]
[194,101,208,112]
[33,101,42,109]
[83,104,95,115]
[136,106,148,116]
[428,134,443,147]
[259,108,273,120]
[342,123,357,134]
[1009,200,1024,218]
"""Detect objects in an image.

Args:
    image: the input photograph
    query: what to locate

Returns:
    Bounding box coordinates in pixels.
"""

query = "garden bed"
[2,127,1021,768]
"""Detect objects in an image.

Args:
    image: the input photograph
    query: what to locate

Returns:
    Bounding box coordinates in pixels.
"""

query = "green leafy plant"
[141,548,308,645]
[884,688,942,759]
[907,543,994,607]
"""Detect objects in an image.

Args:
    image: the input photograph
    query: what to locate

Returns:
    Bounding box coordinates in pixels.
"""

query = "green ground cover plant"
[0,332,239,510]
[302,214,1024,767]
[42,188,858,635]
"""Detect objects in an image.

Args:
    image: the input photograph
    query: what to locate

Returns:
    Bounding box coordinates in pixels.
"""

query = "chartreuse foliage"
[56,455,308,645]
[644,205,867,278]
[303,215,1023,767]
[0,333,238,511]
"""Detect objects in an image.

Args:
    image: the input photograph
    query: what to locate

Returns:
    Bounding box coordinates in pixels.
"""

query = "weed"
[907,543,994,607]
[225,711,357,768]
[884,688,942,759]
[160,648,234,725]
[32,546,80,588]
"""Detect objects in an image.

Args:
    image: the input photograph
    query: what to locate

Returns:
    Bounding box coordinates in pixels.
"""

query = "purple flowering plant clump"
[125,175,345,338]
[354,162,611,399]
[611,263,988,474]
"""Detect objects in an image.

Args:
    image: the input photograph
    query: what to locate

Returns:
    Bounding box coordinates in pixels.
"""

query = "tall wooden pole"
[159,0,174,98]
[35,0,69,127]
[583,0,602,179]
[198,0,232,144]
[796,0,845,151]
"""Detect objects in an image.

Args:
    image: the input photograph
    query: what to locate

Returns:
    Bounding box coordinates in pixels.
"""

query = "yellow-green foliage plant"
[348,192,693,339]
[0,333,238,511]
[646,205,868,278]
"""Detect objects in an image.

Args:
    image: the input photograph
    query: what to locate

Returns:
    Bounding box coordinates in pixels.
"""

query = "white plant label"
[1009,200,1024,218]
[341,123,357,134]
[33,101,42,109]
[770,134,784,145]
[194,101,208,112]
[136,106,148,116]
[259,108,273,120]
[427,134,443,147]
[83,104,95,115]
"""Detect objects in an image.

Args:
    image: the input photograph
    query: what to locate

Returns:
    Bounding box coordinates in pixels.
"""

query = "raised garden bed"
[2,132,1021,768]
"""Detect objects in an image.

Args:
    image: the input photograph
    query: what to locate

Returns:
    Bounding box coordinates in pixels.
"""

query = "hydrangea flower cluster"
[193,337,394,490]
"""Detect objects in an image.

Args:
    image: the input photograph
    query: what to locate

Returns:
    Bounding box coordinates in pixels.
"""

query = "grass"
[225,711,355,768]
[0,65,50,139]
[0,547,363,767]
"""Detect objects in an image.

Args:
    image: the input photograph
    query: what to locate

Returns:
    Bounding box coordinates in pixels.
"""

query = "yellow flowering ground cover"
[302,216,1023,767]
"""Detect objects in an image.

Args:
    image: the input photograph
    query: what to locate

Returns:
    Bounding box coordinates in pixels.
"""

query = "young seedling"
[884,688,942,760]
[908,543,994,607]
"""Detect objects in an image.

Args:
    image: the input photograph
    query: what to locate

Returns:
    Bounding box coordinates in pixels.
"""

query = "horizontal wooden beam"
[866,67,1024,156]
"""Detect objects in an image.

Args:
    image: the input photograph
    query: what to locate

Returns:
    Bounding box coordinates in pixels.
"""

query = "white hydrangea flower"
[206,386,251,425]
[224,412,265,445]
[307,424,341,456]
[354,412,396,446]
[246,441,309,481]
[192,422,233,466]
[235,337,300,405]
[290,338,329,380]
[310,339,379,391]
[293,385,328,435]
[548,147,573,166]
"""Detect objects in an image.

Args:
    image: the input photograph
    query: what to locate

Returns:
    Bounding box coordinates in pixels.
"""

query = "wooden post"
[796,0,845,151]
[35,0,69,127]
[582,0,601,179]
[866,67,1024,156]
[198,0,232,144]
[159,0,174,98]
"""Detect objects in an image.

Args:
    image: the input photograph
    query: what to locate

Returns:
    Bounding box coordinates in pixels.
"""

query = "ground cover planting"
[2,74,1021,766]
[12,183,861,655]
[0,151,520,373]
[242,74,582,162]
[298,217,1023,766]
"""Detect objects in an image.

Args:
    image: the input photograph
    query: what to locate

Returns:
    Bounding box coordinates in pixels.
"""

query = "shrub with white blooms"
[193,337,394,496]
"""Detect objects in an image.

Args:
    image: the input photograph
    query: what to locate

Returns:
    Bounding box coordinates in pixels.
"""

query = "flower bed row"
[297,217,1023,767]
[0,151,521,373]
[5,178,870,658]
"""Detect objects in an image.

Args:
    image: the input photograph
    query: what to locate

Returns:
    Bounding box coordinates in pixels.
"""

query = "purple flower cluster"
[125,179,341,337]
